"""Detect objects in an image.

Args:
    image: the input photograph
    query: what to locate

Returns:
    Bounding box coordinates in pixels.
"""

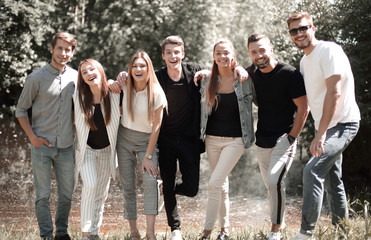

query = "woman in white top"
[74,59,121,240]
[117,51,167,240]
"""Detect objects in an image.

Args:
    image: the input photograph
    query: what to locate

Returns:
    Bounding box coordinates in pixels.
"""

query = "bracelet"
[287,135,296,145]
[144,153,152,159]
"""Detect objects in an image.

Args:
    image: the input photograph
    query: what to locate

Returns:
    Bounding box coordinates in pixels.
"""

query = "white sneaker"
[171,229,182,240]
[289,233,315,240]
[268,232,281,240]
[157,179,164,211]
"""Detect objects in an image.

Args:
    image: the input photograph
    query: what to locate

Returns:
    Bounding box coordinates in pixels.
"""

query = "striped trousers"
[257,133,297,225]
[80,145,111,234]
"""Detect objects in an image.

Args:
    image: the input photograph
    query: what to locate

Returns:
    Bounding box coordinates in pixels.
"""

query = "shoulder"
[182,62,202,73]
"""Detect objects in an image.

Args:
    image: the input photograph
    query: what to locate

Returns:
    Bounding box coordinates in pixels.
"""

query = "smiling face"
[248,38,273,71]
[162,44,185,70]
[50,39,74,71]
[131,57,148,84]
[80,62,102,88]
[289,17,316,52]
[213,42,235,70]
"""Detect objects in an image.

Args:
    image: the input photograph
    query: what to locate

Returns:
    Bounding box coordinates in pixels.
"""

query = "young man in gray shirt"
[15,32,77,240]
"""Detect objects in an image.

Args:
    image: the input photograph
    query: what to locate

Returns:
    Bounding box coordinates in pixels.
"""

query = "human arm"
[234,65,249,83]
[17,116,51,147]
[193,69,211,86]
[107,71,128,94]
[141,105,163,177]
[288,95,309,141]
[310,74,341,157]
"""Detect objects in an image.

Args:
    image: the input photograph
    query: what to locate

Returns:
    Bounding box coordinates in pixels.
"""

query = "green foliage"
[1,0,370,186]
[0,0,54,117]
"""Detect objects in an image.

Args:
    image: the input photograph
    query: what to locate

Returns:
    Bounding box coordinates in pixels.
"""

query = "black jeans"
[158,135,200,231]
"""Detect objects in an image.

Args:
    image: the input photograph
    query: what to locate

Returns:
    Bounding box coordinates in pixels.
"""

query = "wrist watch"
[287,135,296,145]
[144,153,152,159]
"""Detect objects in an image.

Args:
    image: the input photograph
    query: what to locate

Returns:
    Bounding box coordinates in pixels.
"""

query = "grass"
[1,201,370,240]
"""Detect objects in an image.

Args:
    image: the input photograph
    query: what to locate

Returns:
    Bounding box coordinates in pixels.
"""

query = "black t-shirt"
[247,62,306,148]
[162,73,194,136]
[206,92,242,137]
[87,104,110,149]
[156,62,204,138]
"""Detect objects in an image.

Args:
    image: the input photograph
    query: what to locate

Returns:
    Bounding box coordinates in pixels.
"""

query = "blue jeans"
[300,122,359,236]
[31,144,75,238]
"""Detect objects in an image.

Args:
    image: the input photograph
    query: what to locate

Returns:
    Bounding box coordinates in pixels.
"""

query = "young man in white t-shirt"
[287,12,361,240]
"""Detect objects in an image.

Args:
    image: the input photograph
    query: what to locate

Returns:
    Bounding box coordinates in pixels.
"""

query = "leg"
[325,154,348,226]
[300,123,359,236]
[158,136,181,231]
[175,138,200,197]
[79,147,98,236]
[145,215,156,239]
[138,149,159,237]
[204,136,244,232]
[91,146,112,235]
[117,126,138,220]
[31,145,54,238]
[268,134,296,227]
[53,145,74,237]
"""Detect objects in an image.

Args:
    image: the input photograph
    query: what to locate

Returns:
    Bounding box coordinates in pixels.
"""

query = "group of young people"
[15,11,360,240]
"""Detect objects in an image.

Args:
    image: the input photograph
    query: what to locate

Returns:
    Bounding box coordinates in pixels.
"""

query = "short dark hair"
[161,36,184,53]
[247,33,272,48]
[51,32,77,51]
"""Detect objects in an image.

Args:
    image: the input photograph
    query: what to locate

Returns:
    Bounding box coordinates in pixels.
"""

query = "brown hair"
[77,59,111,130]
[51,32,77,51]
[287,12,313,28]
[247,33,272,48]
[126,51,159,121]
[161,35,184,54]
[206,39,237,113]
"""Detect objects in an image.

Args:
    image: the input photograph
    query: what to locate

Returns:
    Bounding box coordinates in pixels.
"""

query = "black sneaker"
[55,234,71,240]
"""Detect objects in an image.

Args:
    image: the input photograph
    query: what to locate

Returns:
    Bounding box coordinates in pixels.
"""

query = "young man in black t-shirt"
[155,36,205,240]
[247,34,309,240]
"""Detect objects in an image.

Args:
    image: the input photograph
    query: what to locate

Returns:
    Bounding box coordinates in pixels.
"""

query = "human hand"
[310,133,326,157]
[31,136,51,147]
[117,71,128,86]
[107,79,122,94]
[234,66,248,83]
[193,70,211,86]
[142,158,158,177]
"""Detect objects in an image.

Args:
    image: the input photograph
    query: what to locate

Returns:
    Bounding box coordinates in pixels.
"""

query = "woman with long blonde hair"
[74,59,121,240]
[199,39,255,239]
[117,51,167,240]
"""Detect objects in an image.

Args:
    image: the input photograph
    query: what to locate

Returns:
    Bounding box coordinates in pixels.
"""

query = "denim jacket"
[200,76,255,148]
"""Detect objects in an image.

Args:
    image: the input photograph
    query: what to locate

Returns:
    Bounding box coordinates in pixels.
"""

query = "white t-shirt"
[300,41,360,130]
[121,83,167,133]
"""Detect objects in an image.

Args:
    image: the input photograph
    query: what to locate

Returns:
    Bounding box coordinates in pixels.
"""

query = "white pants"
[80,146,111,234]
[204,135,245,230]
[257,133,297,225]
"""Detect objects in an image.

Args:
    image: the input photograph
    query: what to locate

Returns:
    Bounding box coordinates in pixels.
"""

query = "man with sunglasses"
[287,12,360,240]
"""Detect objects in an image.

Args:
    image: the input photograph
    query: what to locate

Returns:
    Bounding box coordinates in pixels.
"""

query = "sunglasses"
[289,25,312,36]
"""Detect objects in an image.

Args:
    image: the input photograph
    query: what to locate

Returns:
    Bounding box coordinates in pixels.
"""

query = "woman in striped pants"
[74,59,121,240]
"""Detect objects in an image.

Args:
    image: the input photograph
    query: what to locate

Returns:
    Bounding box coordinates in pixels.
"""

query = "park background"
[0,0,370,238]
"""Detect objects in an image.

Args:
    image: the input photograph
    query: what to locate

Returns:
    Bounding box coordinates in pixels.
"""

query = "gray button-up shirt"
[16,63,77,148]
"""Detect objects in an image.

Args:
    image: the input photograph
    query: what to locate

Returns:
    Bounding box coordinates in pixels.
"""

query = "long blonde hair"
[126,51,158,121]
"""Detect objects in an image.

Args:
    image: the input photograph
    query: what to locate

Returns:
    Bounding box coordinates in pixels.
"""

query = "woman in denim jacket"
[199,39,255,240]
